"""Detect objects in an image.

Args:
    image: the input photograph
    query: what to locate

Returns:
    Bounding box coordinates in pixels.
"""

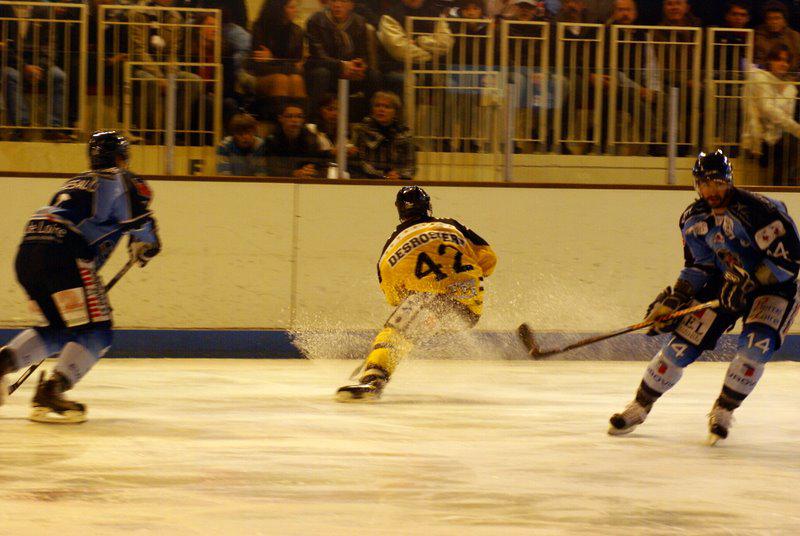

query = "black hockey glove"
[645,281,693,336]
[719,265,756,313]
[129,239,160,267]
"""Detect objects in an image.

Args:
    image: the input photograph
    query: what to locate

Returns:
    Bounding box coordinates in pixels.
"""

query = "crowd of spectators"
[0,0,799,181]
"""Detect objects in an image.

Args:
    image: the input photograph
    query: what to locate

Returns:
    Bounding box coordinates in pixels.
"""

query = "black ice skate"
[706,402,734,446]
[30,372,87,424]
[608,400,651,435]
[336,367,388,402]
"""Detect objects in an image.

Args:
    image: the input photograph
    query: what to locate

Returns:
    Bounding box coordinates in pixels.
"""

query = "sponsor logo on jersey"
[24,219,68,240]
[712,232,725,244]
[755,220,786,250]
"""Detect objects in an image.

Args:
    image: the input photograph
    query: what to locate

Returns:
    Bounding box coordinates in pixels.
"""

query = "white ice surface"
[1,359,799,535]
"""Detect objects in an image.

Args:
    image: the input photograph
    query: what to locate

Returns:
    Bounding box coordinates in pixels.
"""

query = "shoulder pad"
[124,171,153,202]
[679,198,710,227]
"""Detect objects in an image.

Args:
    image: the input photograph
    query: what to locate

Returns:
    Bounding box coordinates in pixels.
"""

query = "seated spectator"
[129,0,203,138]
[377,0,454,96]
[722,0,751,29]
[742,44,800,184]
[264,103,328,178]
[305,0,379,111]
[307,93,357,157]
[245,0,307,120]
[352,91,416,180]
[754,1,800,75]
[0,3,71,140]
[217,113,267,176]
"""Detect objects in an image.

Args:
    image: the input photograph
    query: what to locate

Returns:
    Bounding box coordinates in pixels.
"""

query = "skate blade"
[335,385,382,403]
[29,406,87,424]
[706,433,724,446]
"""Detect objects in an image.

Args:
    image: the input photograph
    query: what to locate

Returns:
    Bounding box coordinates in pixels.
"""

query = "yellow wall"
[4,178,800,333]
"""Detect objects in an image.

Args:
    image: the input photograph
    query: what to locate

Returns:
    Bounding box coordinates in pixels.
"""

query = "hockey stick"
[7,257,137,396]
[518,299,720,360]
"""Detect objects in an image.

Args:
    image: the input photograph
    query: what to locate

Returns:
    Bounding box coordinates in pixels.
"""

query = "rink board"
[2,328,800,361]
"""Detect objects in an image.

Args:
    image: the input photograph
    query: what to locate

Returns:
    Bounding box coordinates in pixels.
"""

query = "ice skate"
[706,402,734,446]
[29,372,87,424]
[608,400,650,435]
[336,367,388,402]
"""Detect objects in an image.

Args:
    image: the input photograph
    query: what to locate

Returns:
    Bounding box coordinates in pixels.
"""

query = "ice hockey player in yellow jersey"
[336,186,497,401]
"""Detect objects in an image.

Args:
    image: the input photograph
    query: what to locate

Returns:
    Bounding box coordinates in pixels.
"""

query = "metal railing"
[607,25,702,155]
[404,16,502,180]
[0,1,87,137]
[98,5,221,140]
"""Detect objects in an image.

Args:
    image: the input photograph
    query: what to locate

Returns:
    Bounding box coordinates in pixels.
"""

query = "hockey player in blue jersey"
[608,150,800,444]
[0,131,160,423]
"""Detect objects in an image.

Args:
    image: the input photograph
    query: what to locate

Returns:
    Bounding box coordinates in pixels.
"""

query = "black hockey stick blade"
[517,323,541,356]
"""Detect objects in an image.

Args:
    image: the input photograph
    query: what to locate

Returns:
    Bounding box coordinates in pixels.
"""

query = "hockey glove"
[719,264,756,313]
[645,282,692,336]
[129,239,160,267]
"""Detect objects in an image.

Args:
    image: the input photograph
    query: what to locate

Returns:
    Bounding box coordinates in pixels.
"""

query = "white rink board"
[4,178,800,333]
[0,359,798,535]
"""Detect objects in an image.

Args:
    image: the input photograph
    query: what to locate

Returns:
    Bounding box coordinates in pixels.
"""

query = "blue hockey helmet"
[396,186,432,222]
[692,149,733,188]
[89,130,129,169]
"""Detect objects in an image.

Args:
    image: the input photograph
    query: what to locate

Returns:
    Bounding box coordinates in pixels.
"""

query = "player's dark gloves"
[129,239,160,267]
[645,282,692,336]
[719,264,756,313]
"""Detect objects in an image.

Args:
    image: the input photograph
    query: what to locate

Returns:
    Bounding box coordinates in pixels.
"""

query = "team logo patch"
[755,220,786,250]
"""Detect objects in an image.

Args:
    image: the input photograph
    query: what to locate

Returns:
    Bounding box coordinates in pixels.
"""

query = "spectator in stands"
[659,0,702,28]
[754,1,800,74]
[742,43,800,183]
[352,91,416,180]
[597,0,658,154]
[217,113,267,175]
[722,0,752,28]
[556,0,613,23]
[377,0,454,96]
[264,103,328,178]
[246,0,307,120]
[215,1,252,114]
[308,93,357,157]
[0,3,71,140]
[129,0,203,138]
[305,0,379,112]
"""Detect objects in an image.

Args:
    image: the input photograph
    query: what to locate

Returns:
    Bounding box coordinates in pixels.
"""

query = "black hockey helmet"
[89,130,129,169]
[396,186,432,221]
[692,149,733,187]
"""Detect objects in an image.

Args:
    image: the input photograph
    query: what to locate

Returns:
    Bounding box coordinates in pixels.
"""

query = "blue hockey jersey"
[22,169,159,269]
[678,189,800,292]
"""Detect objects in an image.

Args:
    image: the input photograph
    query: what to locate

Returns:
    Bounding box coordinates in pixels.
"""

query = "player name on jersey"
[386,230,467,267]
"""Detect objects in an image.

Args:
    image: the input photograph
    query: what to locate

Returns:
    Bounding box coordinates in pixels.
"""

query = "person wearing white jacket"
[377,0,454,96]
[741,43,800,184]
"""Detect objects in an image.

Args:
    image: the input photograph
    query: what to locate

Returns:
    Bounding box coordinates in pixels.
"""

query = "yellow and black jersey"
[377,216,497,315]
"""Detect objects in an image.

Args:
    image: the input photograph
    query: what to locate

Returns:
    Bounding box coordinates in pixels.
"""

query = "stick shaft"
[7,258,137,396]
[527,299,720,359]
